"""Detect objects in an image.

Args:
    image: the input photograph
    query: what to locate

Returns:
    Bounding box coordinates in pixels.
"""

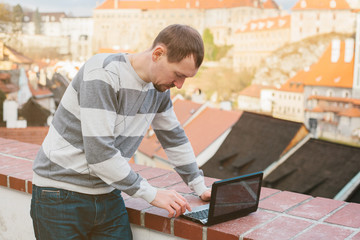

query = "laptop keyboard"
[185,209,209,220]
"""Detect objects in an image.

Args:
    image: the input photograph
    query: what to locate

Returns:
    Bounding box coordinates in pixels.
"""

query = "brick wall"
[0,137,359,240]
[0,127,49,145]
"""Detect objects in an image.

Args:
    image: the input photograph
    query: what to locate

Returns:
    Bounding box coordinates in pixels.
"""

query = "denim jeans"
[30,185,133,240]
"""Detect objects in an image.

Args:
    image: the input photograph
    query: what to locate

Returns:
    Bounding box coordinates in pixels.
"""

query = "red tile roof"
[237,15,290,33]
[172,99,202,125]
[338,108,360,117]
[303,40,354,88]
[96,0,278,10]
[155,107,241,160]
[239,84,275,98]
[138,101,241,161]
[4,45,33,64]
[279,72,305,93]
[308,95,360,105]
[292,0,350,10]
[28,82,53,97]
[0,81,18,94]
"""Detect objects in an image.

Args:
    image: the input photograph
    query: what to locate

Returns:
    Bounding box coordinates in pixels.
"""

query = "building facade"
[92,0,281,53]
[291,0,356,43]
[233,15,291,70]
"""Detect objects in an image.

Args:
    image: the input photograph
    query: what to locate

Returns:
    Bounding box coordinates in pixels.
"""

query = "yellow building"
[291,0,356,42]
[233,15,291,71]
[92,0,280,53]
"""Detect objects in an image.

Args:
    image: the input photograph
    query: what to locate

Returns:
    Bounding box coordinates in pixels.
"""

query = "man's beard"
[153,83,175,92]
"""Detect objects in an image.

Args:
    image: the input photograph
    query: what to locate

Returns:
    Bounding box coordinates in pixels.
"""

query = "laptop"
[181,171,263,226]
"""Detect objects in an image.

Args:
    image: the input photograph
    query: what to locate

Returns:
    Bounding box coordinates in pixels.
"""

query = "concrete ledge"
[1,137,360,240]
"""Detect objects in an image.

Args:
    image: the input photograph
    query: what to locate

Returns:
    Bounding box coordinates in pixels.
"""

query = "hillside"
[252,33,353,87]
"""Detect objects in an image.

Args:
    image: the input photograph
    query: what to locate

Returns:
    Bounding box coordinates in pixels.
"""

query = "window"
[326,89,334,97]
[343,90,351,98]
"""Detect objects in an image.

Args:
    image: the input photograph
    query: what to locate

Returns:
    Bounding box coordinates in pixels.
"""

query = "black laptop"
[181,171,263,226]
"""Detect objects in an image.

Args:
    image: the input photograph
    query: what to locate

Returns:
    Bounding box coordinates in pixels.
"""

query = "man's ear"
[152,45,166,62]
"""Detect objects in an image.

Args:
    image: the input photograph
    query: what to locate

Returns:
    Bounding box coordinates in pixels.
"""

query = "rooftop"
[96,0,279,10]
[265,138,360,200]
[201,112,308,179]
[292,0,350,10]
[237,15,291,33]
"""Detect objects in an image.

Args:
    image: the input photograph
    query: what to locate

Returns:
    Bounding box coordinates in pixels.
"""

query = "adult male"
[31,24,211,239]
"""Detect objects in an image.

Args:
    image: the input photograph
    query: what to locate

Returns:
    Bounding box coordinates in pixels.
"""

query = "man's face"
[151,48,198,92]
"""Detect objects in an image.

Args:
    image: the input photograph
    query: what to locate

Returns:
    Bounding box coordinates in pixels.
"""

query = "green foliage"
[33,8,41,35]
[202,28,232,61]
[12,4,23,33]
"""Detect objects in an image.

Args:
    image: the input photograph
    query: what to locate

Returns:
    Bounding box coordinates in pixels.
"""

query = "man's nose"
[174,78,185,89]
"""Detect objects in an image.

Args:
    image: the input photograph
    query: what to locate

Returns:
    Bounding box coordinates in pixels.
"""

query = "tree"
[0,3,11,22]
[33,8,41,34]
[12,4,24,33]
[203,28,232,61]
[203,28,216,61]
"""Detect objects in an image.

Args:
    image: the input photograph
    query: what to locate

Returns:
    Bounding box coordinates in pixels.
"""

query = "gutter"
[263,133,312,178]
[334,171,360,201]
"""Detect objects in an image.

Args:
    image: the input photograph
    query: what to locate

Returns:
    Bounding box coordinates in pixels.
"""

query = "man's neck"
[128,51,151,83]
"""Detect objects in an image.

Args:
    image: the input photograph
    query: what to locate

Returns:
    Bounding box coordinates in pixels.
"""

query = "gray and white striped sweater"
[32,53,208,203]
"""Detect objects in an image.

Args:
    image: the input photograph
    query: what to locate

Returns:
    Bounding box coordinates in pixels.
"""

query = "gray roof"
[201,111,307,179]
[264,138,360,200]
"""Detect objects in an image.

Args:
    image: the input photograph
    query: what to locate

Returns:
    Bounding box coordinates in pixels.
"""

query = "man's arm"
[151,92,210,202]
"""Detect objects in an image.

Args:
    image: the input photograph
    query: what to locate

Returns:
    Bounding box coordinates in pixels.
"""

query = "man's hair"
[151,24,204,68]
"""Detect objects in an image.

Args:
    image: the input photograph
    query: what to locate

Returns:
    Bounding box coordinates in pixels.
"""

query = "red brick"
[23,151,39,160]
[9,170,33,192]
[204,176,220,187]
[0,161,33,176]
[260,187,280,200]
[144,207,171,234]
[0,137,16,144]
[9,177,26,192]
[259,191,311,212]
[130,163,150,172]
[288,197,345,220]
[0,156,27,169]
[244,216,312,240]
[27,180,33,193]
[15,147,40,158]
[148,172,183,188]
[0,174,7,187]
[350,232,360,240]
[168,182,194,194]
[125,197,152,225]
[138,167,171,180]
[325,203,360,228]
[294,224,354,240]
[174,217,203,240]
[207,210,277,240]
[184,194,208,209]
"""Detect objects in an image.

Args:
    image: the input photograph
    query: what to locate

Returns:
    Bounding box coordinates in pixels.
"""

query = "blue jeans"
[30,185,133,240]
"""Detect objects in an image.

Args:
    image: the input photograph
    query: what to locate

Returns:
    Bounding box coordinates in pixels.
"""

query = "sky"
[0,0,299,16]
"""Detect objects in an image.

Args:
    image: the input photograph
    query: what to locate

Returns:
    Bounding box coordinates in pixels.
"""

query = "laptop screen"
[208,172,263,225]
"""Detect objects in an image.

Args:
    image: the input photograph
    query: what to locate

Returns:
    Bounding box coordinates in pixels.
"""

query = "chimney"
[331,39,340,63]
[114,0,118,9]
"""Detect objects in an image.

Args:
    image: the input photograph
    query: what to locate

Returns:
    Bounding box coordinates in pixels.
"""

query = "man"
[31,24,211,239]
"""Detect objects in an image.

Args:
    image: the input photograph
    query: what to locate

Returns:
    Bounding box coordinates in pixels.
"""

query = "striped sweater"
[32,53,208,203]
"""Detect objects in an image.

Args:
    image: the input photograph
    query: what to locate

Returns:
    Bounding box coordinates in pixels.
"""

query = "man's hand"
[150,189,191,218]
[200,189,211,201]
